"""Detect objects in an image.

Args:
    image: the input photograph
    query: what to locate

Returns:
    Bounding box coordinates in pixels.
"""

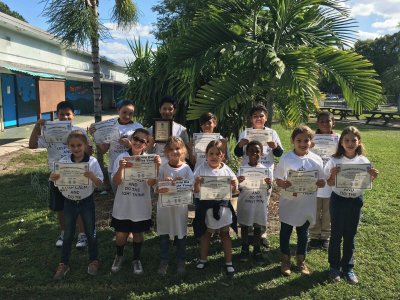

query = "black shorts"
[111,217,152,233]
[48,181,64,211]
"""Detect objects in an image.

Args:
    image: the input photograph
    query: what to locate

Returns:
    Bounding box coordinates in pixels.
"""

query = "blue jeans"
[159,235,186,262]
[61,195,98,264]
[329,192,363,271]
[280,221,310,256]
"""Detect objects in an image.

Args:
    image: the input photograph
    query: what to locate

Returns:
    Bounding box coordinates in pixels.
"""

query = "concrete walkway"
[0,111,118,157]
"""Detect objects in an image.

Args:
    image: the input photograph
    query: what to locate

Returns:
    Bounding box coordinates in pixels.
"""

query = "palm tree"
[166,0,382,129]
[42,0,138,124]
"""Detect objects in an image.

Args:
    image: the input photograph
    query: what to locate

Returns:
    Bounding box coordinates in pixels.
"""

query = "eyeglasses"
[132,136,147,144]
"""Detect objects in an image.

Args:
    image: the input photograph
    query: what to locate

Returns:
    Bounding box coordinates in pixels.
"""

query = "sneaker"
[261,237,270,250]
[344,270,358,284]
[329,267,341,282]
[177,260,186,275]
[308,239,321,249]
[132,260,143,275]
[53,263,70,280]
[87,260,99,276]
[225,264,235,277]
[55,234,64,248]
[239,248,250,262]
[76,233,87,250]
[111,255,124,273]
[158,261,168,275]
[321,239,329,250]
[253,251,265,265]
[195,260,208,270]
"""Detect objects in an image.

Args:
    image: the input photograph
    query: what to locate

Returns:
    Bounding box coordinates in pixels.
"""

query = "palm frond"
[111,0,139,30]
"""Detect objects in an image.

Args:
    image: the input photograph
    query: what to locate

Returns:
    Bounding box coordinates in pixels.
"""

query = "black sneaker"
[239,249,250,262]
[261,238,270,250]
[321,239,329,250]
[308,239,321,249]
[253,251,265,265]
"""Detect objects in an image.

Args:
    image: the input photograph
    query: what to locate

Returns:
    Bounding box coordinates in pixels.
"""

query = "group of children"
[30,98,378,284]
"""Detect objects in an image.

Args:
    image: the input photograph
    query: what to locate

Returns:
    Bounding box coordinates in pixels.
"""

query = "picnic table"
[319,107,360,120]
[364,111,400,125]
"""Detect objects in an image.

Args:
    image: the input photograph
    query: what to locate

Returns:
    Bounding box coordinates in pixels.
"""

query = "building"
[0,11,128,130]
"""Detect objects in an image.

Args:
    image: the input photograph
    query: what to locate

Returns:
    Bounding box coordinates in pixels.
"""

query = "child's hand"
[231,179,238,191]
[316,179,325,188]
[154,155,161,167]
[165,177,174,181]
[174,176,183,181]
[49,172,60,182]
[264,177,272,185]
[238,138,249,147]
[195,176,202,185]
[276,179,291,189]
[368,168,379,181]
[267,141,277,149]
[119,159,130,169]
[330,166,339,176]
[238,176,245,183]
[147,178,157,187]
[84,171,95,180]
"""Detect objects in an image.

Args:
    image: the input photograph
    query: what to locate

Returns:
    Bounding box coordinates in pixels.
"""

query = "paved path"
[0,112,118,157]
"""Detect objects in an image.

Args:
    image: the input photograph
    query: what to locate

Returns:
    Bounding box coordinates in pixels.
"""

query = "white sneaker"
[76,233,87,250]
[111,255,124,273]
[133,260,143,275]
[55,234,64,248]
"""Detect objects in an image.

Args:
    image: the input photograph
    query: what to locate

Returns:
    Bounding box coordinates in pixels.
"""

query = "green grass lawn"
[0,122,399,299]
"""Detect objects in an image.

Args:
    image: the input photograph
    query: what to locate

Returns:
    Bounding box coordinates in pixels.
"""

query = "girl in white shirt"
[193,140,238,276]
[110,128,160,275]
[275,125,325,277]
[325,126,378,284]
[156,137,194,276]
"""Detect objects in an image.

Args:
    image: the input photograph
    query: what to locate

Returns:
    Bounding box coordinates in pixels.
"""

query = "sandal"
[196,260,208,269]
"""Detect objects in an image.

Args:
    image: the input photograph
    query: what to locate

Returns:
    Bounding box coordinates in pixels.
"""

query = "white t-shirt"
[236,163,270,227]
[311,132,340,198]
[111,152,152,222]
[157,163,194,238]
[237,127,283,177]
[38,125,89,170]
[107,121,143,172]
[149,121,189,165]
[56,156,104,201]
[324,155,370,198]
[274,151,324,226]
[194,162,237,229]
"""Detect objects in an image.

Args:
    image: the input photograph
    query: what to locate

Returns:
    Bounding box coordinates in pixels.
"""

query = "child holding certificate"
[110,128,161,275]
[275,125,325,276]
[89,100,143,195]
[156,137,194,276]
[50,131,104,280]
[193,140,238,277]
[325,126,378,284]
[309,111,340,250]
[237,141,272,265]
[29,101,90,249]
[235,104,283,249]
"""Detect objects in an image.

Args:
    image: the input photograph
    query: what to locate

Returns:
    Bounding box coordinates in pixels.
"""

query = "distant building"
[0,11,128,129]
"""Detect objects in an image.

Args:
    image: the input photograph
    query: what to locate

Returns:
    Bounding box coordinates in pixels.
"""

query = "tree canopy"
[0,1,27,22]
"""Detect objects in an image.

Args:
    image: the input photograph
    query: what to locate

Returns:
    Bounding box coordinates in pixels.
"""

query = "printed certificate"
[154,119,173,142]
[312,134,339,156]
[200,176,232,200]
[286,170,319,193]
[245,128,273,145]
[54,162,89,186]
[123,155,157,180]
[193,133,221,154]
[42,121,72,143]
[92,118,120,144]
[336,164,372,189]
[158,179,193,207]
[239,167,271,189]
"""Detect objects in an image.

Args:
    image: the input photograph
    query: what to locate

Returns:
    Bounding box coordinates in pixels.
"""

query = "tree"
[42,0,138,170]
[0,1,27,22]
[164,0,382,130]
[42,0,138,124]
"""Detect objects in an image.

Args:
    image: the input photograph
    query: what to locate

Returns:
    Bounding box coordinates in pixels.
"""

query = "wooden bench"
[364,111,400,125]
[319,107,361,120]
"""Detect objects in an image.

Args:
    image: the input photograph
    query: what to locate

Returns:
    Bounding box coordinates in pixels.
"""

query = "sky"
[1,0,400,65]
